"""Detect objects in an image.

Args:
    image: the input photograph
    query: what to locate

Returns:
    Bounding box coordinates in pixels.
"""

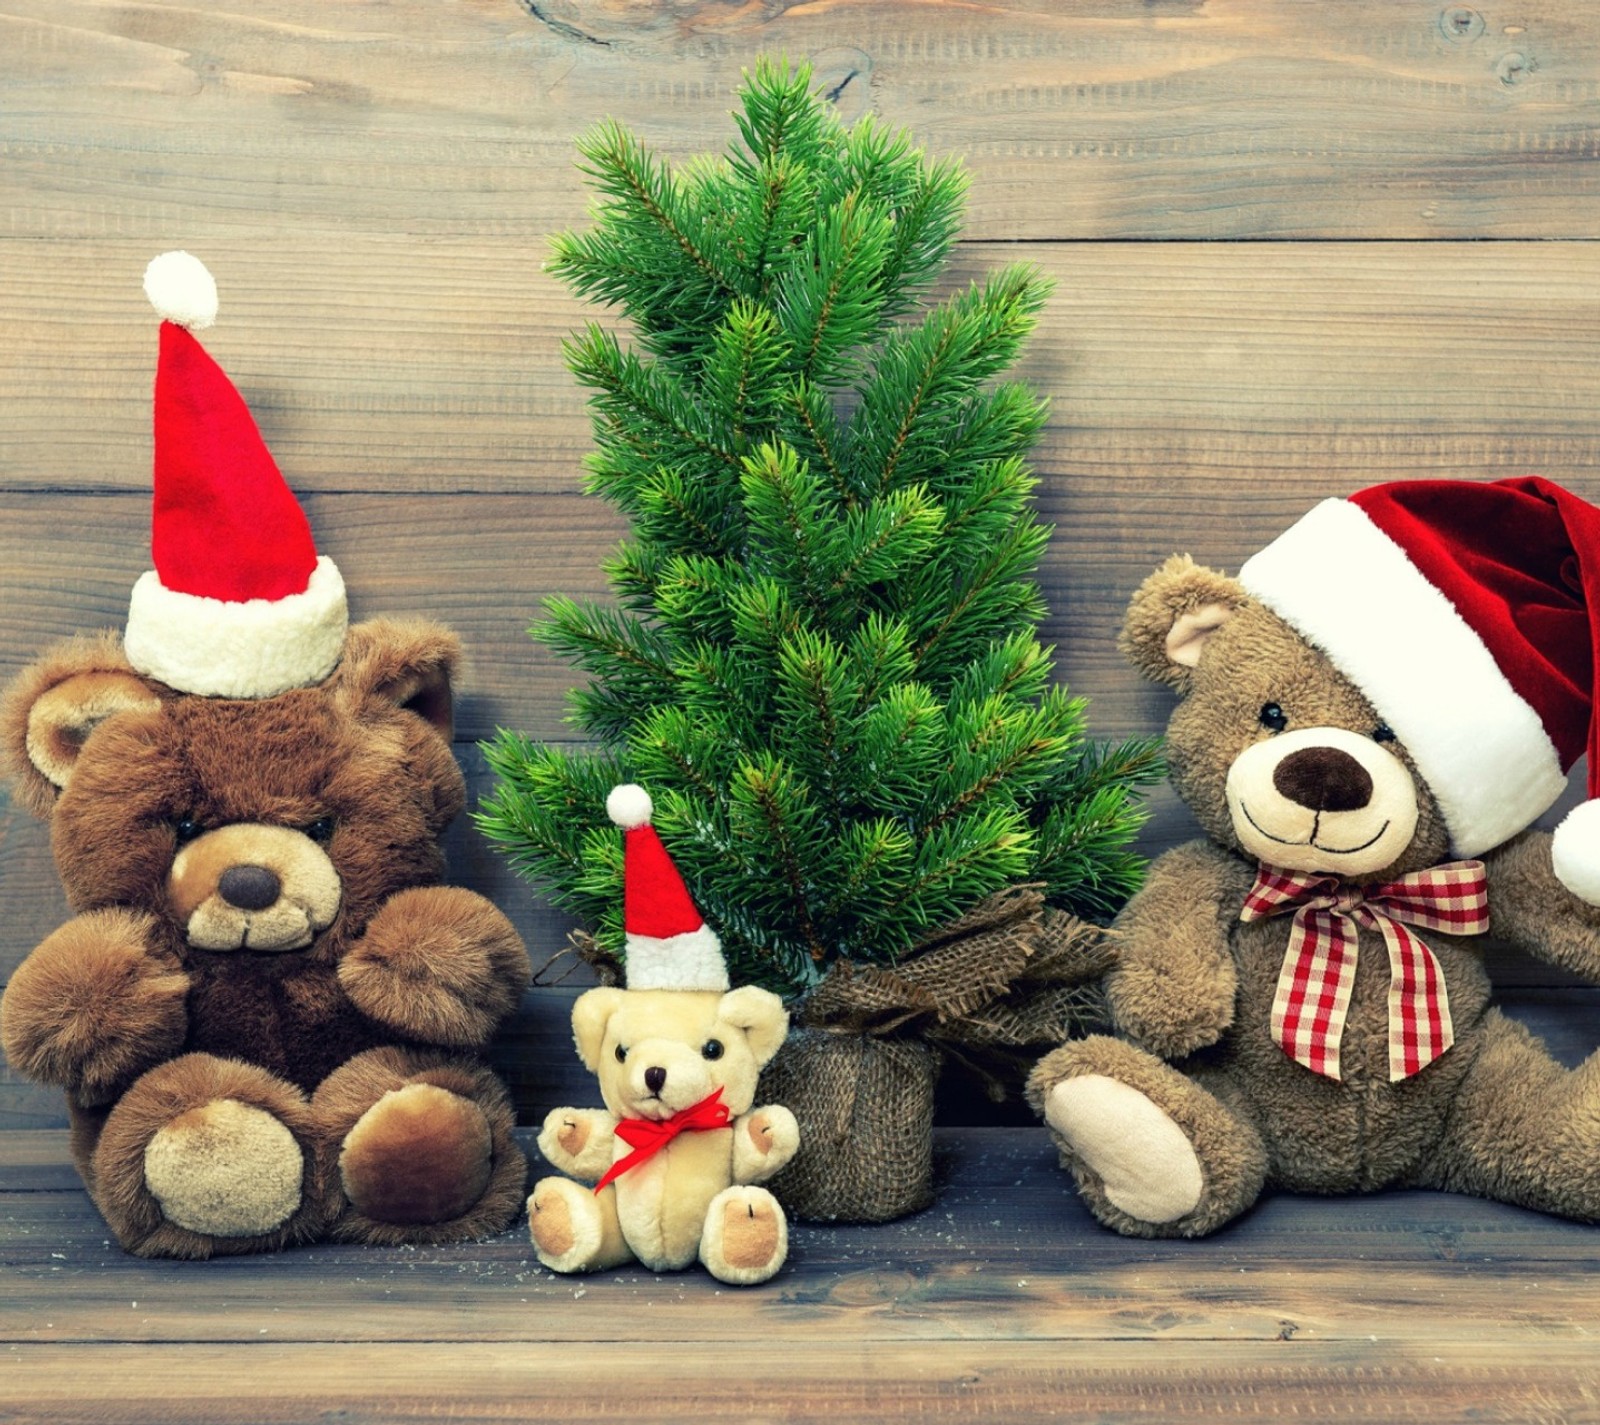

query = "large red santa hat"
[1237,476,1600,901]
[606,783,729,991]
[122,251,347,699]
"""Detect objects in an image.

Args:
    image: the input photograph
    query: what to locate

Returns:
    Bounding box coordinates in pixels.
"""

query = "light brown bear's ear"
[1119,554,1251,692]
[333,617,461,737]
[717,985,790,1068]
[1,631,165,817]
[571,986,628,1073]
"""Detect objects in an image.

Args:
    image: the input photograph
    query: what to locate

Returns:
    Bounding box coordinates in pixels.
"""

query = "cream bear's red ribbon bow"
[595,1086,730,1192]
[1241,861,1489,1082]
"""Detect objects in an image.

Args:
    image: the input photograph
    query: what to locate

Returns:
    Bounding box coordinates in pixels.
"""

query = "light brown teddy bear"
[1029,478,1600,1236]
[528,785,799,1285]
[0,254,530,1257]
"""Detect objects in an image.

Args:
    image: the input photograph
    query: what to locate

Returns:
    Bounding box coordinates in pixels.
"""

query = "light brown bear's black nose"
[218,863,282,911]
[644,1066,667,1095]
[1272,746,1373,813]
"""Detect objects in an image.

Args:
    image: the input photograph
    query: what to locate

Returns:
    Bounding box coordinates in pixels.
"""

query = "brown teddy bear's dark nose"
[644,1066,667,1095]
[218,863,282,911]
[1272,747,1374,813]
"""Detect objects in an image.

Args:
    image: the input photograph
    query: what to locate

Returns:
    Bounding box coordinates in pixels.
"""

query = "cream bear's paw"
[700,1185,788,1285]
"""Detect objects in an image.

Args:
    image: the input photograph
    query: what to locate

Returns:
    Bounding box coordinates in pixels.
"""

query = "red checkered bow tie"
[1240,861,1490,1082]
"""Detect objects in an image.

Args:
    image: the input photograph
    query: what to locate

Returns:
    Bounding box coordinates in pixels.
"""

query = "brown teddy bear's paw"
[143,1098,305,1239]
[700,1186,788,1286]
[339,1083,493,1227]
[1028,1036,1267,1239]
[1044,1075,1204,1226]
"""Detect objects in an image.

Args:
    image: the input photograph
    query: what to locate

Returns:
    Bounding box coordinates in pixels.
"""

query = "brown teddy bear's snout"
[1224,725,1419,877]
[168,823,342,952]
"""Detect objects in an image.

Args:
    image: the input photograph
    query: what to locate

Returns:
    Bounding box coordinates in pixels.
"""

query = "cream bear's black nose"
[1273,746,1373,813]
[218,863,282,911]
[644,1066,667,1094]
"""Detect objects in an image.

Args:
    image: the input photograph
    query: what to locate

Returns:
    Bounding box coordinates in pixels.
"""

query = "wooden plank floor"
[6,1128,1600,1423]
[5,1,1600,1419]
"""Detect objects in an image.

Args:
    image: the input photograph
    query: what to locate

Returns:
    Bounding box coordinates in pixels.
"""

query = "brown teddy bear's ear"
[333,617,461,737]
[717,985,790,1068]
[571,986,628,1073]
[1,631,165,817]
[1120,554,1250,692]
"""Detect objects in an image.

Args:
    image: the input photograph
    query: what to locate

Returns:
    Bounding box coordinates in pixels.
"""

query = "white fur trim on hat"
[1552,800,1600,905]
[144,251,219,331]
[1239,497,1565,858]
[124,555,348,699]
[624,925,730,992]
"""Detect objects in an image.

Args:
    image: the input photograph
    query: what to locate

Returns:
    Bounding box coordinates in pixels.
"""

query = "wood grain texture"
[4,1129,1600,1422]
[5,0,1600,245]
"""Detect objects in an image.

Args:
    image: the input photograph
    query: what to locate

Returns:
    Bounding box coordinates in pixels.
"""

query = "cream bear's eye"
[614,1044,628,1063]
[701,1039,724,1061]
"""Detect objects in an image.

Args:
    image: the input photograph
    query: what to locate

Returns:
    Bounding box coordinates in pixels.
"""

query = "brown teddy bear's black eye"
[1372,723,1396,744]
[701,1039,724,1061]
[304,816,336,844]
[1258,703,1288,733]
[614,1044,628,1063]
[172,816,205,845]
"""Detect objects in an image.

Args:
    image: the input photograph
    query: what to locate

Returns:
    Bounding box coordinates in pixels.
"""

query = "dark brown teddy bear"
[0,252,530,1257]
[1,622,531,1258]
[1029,478,1600,1236]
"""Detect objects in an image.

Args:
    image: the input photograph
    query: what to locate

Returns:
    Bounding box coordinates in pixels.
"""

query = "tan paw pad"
[143,1098,303,1238]
[340,1083,492,1226]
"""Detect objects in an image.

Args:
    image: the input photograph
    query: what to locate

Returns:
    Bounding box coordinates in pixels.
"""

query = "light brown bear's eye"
[701,1039,724,1061]
[303,816,336,844]
[614,1044,628,1063]
[1258,703,1288,733]
[172,816,205,845]
[1373,723,1396,744]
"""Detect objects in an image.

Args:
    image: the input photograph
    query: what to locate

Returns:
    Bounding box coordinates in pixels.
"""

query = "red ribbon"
[594,1086,731,1193]
[1241,860,1489,1082]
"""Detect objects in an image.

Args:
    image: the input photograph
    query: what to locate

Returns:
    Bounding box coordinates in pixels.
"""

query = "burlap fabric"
[760,886,1116,1223]
[545,887,1115,1225]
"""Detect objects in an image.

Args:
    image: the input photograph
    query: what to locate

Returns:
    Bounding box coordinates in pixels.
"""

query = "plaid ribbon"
[1241,861,1489,1082]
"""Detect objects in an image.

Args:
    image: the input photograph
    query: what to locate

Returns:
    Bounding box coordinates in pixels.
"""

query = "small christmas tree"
[480,59,1159,1002]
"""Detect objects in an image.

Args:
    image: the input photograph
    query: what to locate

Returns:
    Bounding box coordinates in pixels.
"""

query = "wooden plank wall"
[4,0,1600,1129]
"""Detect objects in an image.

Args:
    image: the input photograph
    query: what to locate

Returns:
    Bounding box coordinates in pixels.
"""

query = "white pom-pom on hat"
[606,783,654,829]
[143,251,218,331]
[1551,799,1600,905]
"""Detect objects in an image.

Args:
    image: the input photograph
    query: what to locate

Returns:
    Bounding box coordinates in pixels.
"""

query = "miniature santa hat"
[122,251,347,699]
[607,783,729,991]
[1238,476,1600,901]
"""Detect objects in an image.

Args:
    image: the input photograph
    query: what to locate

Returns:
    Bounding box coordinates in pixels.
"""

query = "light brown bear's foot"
[1027,1035,1267,1239]
[314,1046,527,1246]
[528,1176,633,1274]
[700,1185,788,1285]
[92,1054,327,1259]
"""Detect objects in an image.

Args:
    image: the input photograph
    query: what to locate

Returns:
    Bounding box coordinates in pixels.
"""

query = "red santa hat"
[1238,476,1600,901]
[122,251,347,699]
[606,783,729,991]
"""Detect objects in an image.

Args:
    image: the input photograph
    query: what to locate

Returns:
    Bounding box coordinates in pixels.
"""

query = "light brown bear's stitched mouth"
[1238,800,1393,857]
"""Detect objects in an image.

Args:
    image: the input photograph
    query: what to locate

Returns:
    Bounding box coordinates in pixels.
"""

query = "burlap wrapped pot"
[758,886,1116,1224]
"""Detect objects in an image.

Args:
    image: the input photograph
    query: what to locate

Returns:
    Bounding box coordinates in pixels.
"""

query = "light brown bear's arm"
[1483,829,1600,983]
[731,1104,800,1185]
[0,908,188,1105]
[338,885,532,1050]
[1104,840,1250,1058]
[536,1106,620,1184]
